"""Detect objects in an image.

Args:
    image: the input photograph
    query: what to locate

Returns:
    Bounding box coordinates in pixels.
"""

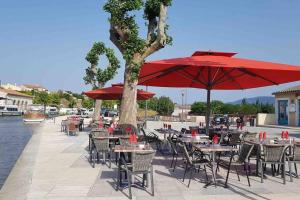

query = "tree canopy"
[83,42,120,89]
[138,96,174,116]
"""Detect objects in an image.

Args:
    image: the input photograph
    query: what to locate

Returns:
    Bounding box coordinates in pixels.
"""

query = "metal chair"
[91,131,111,168]
[224,143,254,186]
[259,144,287,184]
[140,128,161,150]
[287,142,300,182]
[167,136,179,171]
[178,142,210,187]
[61,120,68,132]
[117,151,156,199]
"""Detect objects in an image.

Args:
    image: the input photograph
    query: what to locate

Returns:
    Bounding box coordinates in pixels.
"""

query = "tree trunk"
[93,83,104,121]
[119,67,138,127]
[93,99,102,121]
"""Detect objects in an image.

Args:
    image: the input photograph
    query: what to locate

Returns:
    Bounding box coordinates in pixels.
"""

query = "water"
[0,116,36,189]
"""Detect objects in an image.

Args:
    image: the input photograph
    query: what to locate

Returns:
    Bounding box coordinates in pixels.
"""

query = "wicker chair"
[117,124,139,135]
[178,142,210,187]
[259,144,287,184]
[242,132,257,141]
[287,142,300,182]
[91,131,111,168]
[117,151,156,199]
[228,133,241,147]
[67,122,79,136]
[223,143,254,186]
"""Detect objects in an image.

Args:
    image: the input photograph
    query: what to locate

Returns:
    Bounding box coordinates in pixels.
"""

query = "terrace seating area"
[86,120,300,199]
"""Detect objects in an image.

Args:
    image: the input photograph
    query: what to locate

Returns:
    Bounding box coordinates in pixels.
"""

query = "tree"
[103,0,173,126]
[68,98,76,108]
[49,93,60,106]
[190,102,206,115]
[82,99,94,109]
[83,42,120,121]
[34,92,49,114]
[156,96,174,115]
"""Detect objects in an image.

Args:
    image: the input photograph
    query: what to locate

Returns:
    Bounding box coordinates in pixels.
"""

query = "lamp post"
[181,90,184,122]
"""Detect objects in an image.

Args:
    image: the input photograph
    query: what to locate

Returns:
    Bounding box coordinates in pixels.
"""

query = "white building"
[21,84,48,92]
[0,88,33,112]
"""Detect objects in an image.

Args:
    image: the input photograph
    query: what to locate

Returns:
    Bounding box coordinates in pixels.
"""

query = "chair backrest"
[293,142,300,161]
[229,133,241,145]
[91,130,108,137]
[177,142,192,165]
[119,137,130,145]
[93,138,110,152]
[132,151,155,172]
[263,144,286,162]
[68,122,77,132]
[167,136,178,155]
[237,143,254,163]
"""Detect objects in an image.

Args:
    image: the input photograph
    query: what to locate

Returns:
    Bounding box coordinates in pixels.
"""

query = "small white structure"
[0,88,33,112]
[21,84,48,92]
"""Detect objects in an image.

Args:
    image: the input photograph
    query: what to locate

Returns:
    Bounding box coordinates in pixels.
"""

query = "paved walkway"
[1,117,300,200]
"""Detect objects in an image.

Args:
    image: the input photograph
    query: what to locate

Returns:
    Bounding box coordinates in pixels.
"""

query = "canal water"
[0,116,37,189]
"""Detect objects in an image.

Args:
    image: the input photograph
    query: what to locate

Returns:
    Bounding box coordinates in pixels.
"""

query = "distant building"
[0,83,22,91]
[21,84,48,92]
[273,85,300,126]
[0,87,33,112]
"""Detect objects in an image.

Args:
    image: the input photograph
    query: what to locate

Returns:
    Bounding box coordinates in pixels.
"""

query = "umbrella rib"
[189,67,204,87]
[181,68,208,87]
[237,68,279,85]
[139,65,186,84]
[211,67,221,84]
[212,68,244,89]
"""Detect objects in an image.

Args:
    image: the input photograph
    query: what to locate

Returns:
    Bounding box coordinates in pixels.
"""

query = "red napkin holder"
[213,135,219,144]
[133,133,137,143]
[263,132,266,140]
[259,132,263,140]
[285,131,289,139]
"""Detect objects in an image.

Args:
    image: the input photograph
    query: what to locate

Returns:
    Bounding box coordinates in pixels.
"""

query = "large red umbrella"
[138,51,300,134]
[84,83,155,100]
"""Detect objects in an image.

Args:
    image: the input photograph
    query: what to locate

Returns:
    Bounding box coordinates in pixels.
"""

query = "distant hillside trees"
[190,100,274,115]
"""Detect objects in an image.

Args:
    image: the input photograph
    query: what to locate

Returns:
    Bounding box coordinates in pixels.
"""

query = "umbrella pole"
[144,86,148,128]
[205,89,211,135]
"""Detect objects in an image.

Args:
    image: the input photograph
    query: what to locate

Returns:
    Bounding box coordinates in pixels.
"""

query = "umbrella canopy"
[84,83,155,100]
[138,51,300,134]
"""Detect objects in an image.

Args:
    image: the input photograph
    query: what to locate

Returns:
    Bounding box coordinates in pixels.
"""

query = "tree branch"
[142,3,168,59]
[145,17,157,45]
[109,24,127,54]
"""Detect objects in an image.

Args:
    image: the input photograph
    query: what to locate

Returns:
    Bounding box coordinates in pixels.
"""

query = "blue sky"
[1,0,300,104]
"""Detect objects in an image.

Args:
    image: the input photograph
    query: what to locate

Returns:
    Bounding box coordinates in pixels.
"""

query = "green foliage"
[84,42,120,89]
[139,96,174,116]
[48,93,60,106]
[68,99,76,108]
[190,100,275,115]
[102,100,121,109]
[82,99,94,109]
[33,92,49,106]
[103,0,173,82]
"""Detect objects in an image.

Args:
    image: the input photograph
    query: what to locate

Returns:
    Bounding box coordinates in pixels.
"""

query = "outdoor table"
[179,135,209,144]
[193,144,238,187]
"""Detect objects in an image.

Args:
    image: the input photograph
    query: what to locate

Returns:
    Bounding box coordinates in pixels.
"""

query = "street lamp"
[181,90,184,122]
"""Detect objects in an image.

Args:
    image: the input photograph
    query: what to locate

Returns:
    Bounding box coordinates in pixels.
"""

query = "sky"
[1,0,300,104]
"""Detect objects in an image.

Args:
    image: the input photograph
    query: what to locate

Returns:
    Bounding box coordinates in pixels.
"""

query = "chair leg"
[295,163,299,178]
[288,161,293,182]
[204,165,209,182]
[260,161,264,183]
[183,163,188,182]
[151,166,154,196]
[173,155,178,172]
[283,163,286,185]
[128,171,132,199]
[116,162,120,191]
[225,151,233,187]
[188,167,193,188]
[170,154,174,168]
[245,163,251,187]
[235,165,240,181]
